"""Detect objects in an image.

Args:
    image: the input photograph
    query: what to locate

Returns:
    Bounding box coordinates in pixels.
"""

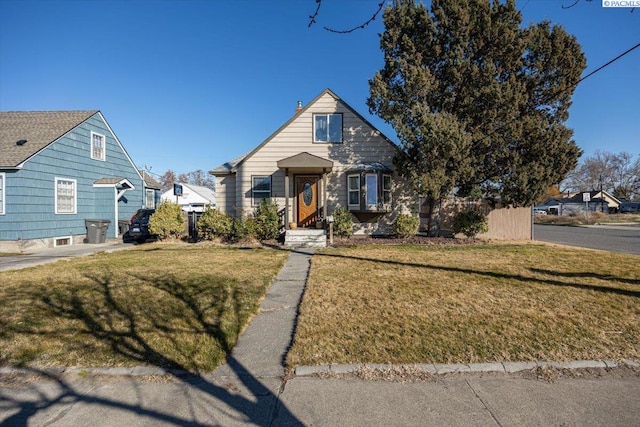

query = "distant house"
[542,190,620,215]
[160,183,215,212]
[0,110,148,249]
[141,171,162,209]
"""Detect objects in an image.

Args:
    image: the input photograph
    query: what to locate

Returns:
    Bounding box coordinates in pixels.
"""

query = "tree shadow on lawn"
[1,271,301,426]
[310,250,640,299]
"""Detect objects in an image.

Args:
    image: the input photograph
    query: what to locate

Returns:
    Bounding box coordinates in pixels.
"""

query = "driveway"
[534,223,640,256]
[0,241,134,272]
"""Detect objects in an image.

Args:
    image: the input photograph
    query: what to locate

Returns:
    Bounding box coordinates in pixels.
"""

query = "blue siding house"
[0,111,147,249]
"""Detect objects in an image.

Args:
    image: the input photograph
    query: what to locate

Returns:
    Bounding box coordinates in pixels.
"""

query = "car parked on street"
[127,208,155,243]
[619,202,640,213]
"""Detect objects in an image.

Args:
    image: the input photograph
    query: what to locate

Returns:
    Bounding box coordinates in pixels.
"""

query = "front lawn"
[287,244,640,367]
[0,244,288,372]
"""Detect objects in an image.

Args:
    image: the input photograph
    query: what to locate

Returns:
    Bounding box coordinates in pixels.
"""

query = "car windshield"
[134,210,153,220]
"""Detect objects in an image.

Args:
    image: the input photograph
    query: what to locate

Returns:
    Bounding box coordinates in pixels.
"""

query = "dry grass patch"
[0,244,288,372]
[288,244,640,367]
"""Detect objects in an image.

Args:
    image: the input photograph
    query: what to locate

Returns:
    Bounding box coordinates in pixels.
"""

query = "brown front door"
[296,176,319,227]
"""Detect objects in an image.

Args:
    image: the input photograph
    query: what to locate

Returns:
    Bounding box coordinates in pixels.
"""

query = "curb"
[0,366,188,377]
[294,359,640,377]
[0,359,638,378]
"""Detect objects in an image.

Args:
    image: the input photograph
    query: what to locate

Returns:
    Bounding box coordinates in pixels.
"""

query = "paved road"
[534,223,640,256]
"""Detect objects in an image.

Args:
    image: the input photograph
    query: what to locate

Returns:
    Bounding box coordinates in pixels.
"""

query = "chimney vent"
[295,101,303,114]
[16,139,27,146]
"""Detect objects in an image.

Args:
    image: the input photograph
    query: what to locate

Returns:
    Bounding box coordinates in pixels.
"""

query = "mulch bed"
[327,235,480,247]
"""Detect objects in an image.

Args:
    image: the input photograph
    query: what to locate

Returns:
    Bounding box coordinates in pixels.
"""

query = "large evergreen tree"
[368,0,586,222]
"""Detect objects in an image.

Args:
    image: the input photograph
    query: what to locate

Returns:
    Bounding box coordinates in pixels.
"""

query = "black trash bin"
[85,219,111,244]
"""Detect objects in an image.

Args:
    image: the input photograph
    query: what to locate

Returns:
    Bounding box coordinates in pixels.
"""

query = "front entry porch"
[277,152,333,230]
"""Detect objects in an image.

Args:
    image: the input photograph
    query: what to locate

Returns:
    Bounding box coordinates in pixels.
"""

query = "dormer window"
[314,113,342,143]
[91,132,105,161]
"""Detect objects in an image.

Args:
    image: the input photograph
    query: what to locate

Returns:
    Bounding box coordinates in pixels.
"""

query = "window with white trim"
[0,173,5,215]
[252,176,271,206]
[91,131,106,161]
[55,178,77,214]
[145,189,155,208]
[365,174,378,208]
[314,113,343,143]
[348,175,360,208]
[347,171,392,212]
[383,174,392,205]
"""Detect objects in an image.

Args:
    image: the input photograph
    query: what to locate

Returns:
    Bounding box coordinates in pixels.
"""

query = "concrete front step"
[285,229,327,248]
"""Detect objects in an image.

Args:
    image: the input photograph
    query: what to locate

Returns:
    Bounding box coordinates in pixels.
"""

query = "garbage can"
[85,219,111,244]
[118,220,129,236]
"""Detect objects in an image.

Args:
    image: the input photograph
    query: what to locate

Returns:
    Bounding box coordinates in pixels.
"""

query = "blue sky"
[1,0,638,180]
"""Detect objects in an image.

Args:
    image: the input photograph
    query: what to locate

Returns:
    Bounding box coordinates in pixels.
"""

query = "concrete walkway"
[1,247,639,426]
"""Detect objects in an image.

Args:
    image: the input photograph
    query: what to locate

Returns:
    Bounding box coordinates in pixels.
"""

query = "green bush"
[332,206,353,238]
[197,208,232,240]
[149,201,184,240]
[254,199,281,241]
[228,216,256,242]
[452,208,489,239]
[393,213,420,238]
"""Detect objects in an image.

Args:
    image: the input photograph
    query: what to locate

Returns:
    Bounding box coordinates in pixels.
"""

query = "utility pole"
[599,174,604,213]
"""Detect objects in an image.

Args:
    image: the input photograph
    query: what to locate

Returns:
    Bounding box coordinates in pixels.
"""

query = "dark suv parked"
[128,208,155,243]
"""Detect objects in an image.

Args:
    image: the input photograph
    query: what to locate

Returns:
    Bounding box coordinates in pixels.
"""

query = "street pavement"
[534,223,640,256]
[1,247,639,426]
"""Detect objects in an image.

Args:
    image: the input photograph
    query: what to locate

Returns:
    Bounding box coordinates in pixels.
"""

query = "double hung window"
[252,176,271,206]
[348,175,360,208]
[91,132,105,161]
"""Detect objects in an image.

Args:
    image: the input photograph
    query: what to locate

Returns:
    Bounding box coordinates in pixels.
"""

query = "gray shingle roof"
[0,110,98,168]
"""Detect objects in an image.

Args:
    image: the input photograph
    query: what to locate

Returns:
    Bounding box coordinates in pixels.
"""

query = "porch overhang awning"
[345,162,393,173]
[277,152,333,173]
[92,177,135,239]
[93,177,135,190]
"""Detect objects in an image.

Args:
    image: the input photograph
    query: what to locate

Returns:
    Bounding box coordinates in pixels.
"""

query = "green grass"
[287,243,640,367]
[0,244,288,372]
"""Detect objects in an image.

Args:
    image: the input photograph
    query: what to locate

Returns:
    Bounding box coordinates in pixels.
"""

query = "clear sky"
[1,0,638,180]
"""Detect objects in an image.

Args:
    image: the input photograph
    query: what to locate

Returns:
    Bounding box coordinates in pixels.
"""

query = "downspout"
[114,187,119,239]
[115,187,129,238]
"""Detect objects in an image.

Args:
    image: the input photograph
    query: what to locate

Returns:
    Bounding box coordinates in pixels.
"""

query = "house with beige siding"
[210,88,415,236]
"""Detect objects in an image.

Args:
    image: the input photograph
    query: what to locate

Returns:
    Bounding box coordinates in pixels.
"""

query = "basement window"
[55,236,72,247]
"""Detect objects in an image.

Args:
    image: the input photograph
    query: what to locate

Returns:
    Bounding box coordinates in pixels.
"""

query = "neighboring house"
[160,182,216,212]
[210,88,414,235]
[0,110,146,249]
[542,190,619,215]
[141,171,162,209]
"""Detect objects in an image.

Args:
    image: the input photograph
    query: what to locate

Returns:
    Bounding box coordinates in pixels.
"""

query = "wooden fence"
[420,198,532,240]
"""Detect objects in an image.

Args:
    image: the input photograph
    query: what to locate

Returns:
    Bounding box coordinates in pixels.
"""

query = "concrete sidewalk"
[1,247,639,426]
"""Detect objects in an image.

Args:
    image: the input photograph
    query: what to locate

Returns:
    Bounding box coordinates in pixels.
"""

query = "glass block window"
[55,178,76,214]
